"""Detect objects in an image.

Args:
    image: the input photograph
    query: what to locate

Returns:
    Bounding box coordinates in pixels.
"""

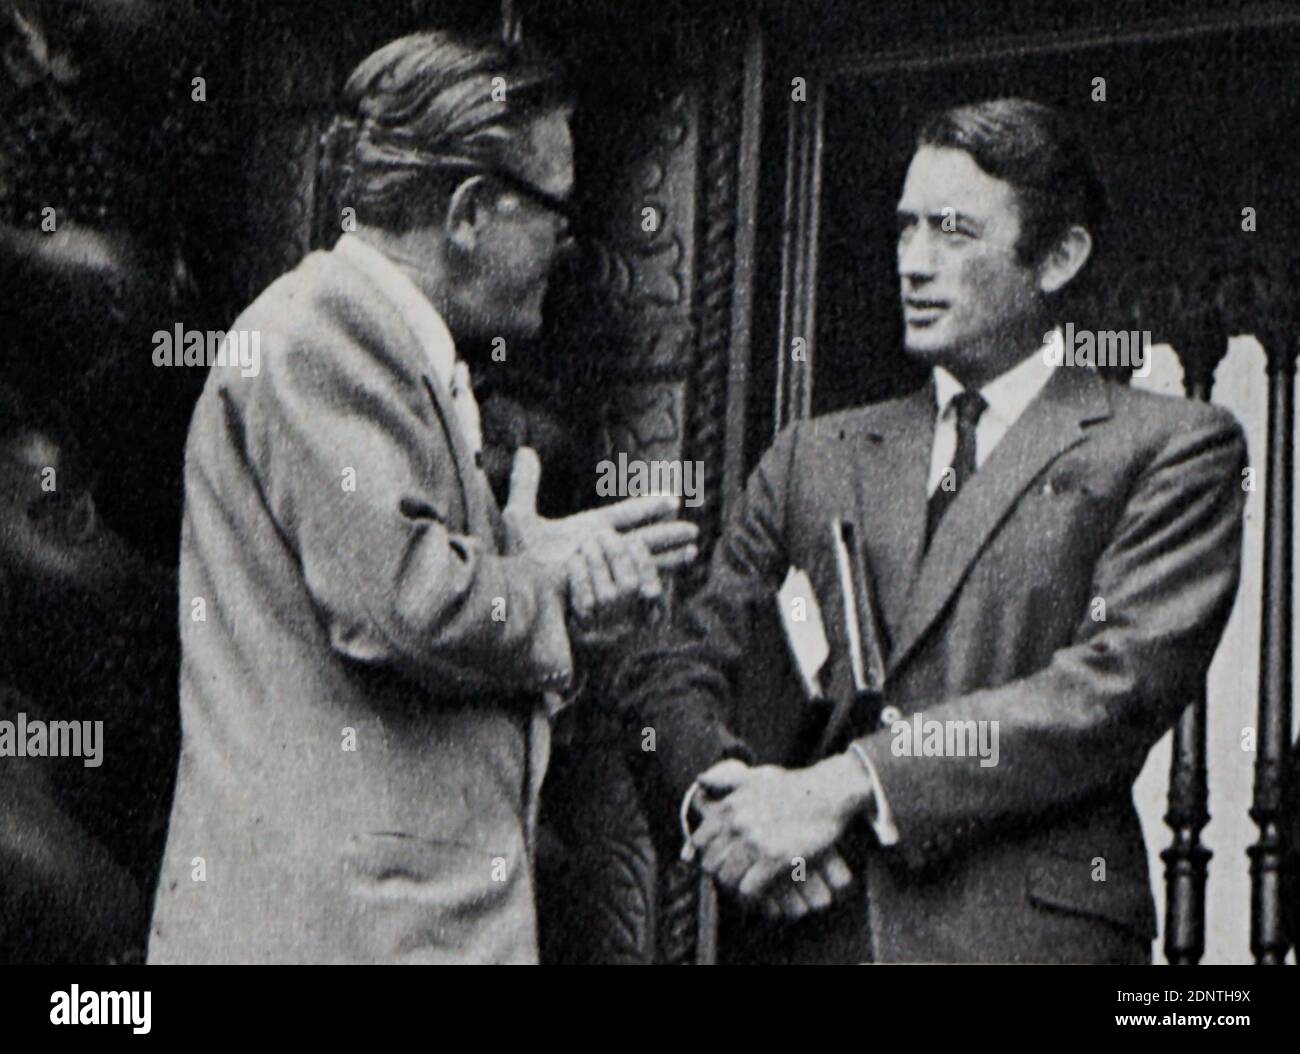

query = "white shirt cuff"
[679,780,703,861]
[848,742,899,846]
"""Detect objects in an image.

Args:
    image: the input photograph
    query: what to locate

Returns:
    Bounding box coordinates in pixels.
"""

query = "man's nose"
[897,227,937,282]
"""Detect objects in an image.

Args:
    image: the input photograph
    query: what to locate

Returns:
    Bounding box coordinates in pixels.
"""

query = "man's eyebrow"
[927,209,985,231]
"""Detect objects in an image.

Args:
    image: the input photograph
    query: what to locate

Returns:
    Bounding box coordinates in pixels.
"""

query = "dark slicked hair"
[322,31,569,232]
[916,98,1107,270]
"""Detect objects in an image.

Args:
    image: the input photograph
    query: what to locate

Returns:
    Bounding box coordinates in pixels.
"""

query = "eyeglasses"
[417,152,574,224]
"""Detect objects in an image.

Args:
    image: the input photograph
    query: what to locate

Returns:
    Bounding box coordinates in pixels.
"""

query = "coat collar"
[333,234,462,402]
[883,364,1113,676]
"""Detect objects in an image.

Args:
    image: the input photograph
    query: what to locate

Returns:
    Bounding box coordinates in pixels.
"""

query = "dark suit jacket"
[149,241,572,963]
[618,364,1247,963]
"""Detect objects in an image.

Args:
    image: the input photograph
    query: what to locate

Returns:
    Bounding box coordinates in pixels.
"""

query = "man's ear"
[1037,225,1093,295]
[444,175,491,253]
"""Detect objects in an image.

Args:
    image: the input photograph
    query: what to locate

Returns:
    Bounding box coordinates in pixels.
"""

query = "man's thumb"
[697,758,750,793]
[505,446,542,517]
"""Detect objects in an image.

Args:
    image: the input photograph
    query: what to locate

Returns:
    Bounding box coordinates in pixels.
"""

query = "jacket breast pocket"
[1025,850,1157,943]
[1007,473,1113,586]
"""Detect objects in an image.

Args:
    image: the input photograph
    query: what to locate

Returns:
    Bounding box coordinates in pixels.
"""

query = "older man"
[148,31,696,964]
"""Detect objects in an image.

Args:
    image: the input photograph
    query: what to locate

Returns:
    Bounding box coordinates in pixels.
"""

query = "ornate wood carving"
[598,382,687,467]
[540,36,705,966]
[773,81,824,434]
[682,58,743,595]
[583,89,697,385]
[538,711,658,965]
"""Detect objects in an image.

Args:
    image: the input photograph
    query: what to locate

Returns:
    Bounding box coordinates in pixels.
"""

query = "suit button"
[879,705,903,728]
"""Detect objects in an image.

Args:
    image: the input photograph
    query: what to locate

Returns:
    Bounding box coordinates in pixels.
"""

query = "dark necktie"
[926,388,988,546]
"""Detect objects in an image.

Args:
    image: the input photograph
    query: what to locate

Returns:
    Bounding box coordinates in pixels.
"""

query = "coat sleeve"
[615,423,801,823]
[856,408,1248,869]
[237,317,573,698]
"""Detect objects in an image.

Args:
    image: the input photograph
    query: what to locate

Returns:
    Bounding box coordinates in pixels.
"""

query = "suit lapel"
[419,373,500,546]
[849,384,935,651]
[887,366,1112,677]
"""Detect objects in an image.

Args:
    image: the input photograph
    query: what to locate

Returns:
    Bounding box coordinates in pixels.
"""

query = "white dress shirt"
[927,346,1058,495]
[334,234,484,458]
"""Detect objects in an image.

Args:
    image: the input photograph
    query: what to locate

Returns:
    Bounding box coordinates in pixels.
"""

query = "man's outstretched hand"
[501,447,699,633]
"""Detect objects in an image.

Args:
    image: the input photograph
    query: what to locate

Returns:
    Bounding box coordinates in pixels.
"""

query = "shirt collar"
[334,233,459,396]
[932,334,1058,427]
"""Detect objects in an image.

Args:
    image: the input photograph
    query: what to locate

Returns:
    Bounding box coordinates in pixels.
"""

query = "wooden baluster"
[1112,265,1218,964]
[1163,689,1211,964]
[1214,260,1298,965]
[1249,330,1295,964]
[1162,329,1223,965]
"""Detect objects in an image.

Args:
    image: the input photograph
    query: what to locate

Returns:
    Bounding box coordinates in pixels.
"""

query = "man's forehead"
[898,145,1019,219]
[506,106,575,198]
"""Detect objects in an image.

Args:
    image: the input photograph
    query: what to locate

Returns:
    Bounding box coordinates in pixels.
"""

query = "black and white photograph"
[1,0,1299,1019]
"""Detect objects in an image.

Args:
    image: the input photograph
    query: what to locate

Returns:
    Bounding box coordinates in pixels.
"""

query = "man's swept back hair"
[916,98,1107,270]
[322,30,568,231]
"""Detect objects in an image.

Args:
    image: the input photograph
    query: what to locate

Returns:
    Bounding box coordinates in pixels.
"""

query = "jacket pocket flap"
[1026,852,1156,940]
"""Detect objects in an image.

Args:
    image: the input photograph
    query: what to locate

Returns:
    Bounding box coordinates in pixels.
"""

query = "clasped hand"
[501,447,698,638]
[690,757,868,922]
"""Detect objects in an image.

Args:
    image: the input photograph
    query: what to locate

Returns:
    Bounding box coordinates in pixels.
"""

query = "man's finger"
[503,446,541,519]
[623,536,663,601]
[648,544,698,573]
[697,759,750,794]
[737,856,784,900]
[690,804,728,852]
[800,871,833,910]
[581,537,619,608]
[700,833,747,881]
[566,553,596,622]
[820,851,854,893]
[715,839,758,890]
[628,520,699,554]
[599,533,643,597]
[598,493,681,530]
[780,887,810,921]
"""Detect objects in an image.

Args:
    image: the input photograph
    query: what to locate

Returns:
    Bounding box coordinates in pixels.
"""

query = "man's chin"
[902,329,951,362]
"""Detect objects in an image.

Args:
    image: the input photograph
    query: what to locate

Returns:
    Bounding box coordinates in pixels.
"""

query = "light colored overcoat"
[149,242,571,963]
